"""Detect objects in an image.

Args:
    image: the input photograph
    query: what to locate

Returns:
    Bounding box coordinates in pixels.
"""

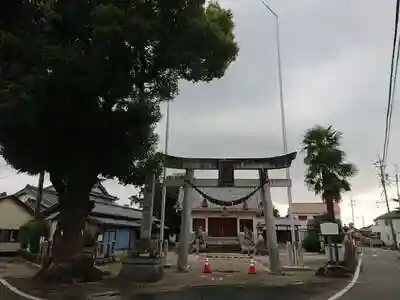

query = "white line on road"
[326,250,363,300]
[0,277,44,300]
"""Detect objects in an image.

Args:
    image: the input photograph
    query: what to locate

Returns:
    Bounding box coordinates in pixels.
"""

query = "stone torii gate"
[140,152,297,274]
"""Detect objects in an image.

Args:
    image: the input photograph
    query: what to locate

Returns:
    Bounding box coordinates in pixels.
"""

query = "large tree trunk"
[35,172,103,282]
[326,198,335,222]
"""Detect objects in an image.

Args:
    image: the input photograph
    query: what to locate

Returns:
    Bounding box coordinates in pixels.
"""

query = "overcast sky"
[1,0,400,228]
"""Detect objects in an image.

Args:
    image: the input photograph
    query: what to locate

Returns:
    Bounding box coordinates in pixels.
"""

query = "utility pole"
[394,164,400,209]
[376,158,397,249]
[349,197,356,226]
[35,171,45,219]
[160,101,171,254]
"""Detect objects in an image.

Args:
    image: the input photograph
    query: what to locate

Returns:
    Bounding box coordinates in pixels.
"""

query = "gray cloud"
[0,0,398,227]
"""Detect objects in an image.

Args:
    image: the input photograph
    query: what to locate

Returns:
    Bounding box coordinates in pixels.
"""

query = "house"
[13,181,159,257]
[0,194,33,253]
[373,210,400,246]
[291,202,341,228]
[256,217,303,243]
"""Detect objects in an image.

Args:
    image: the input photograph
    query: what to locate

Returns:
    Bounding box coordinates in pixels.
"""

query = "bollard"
[287,242,293,265]
[297,243,304,266]
[195,238,200,255]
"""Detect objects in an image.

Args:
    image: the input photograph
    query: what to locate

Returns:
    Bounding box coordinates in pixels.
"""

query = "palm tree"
[302,125,357,221]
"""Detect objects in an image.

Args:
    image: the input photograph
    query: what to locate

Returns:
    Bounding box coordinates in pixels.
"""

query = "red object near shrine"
[248,257,256,274]
[203,257,212,273]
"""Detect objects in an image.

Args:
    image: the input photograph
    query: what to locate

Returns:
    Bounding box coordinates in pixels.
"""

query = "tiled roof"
[15,185,59,208]
[89,216,141,228]
[45,200,159,223]
[374,210,400,221]
[91,201,142,219]
[14,181,118,212]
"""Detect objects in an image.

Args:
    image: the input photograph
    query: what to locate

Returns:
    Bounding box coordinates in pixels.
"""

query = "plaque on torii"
[140,152,297,274]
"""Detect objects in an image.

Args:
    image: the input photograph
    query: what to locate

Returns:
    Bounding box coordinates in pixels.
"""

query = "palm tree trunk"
[326,198,335,221]
[35,171,45,219]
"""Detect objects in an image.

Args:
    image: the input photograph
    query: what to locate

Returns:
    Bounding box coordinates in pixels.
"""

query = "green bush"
[130,239,159,258]
[19,220,50,254]
[82,230,96,247]
[303,233,321,252]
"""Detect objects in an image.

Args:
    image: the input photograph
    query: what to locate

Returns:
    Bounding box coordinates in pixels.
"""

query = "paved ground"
[337,247,400,300]
[0,252,347,300]
[0,257,38,300]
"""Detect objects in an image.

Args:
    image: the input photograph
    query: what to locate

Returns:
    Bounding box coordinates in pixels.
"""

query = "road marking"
[0,278,44,300]
[326,250,363,300]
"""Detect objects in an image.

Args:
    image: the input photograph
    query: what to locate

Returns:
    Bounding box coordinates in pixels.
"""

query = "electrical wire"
[383,0,400,163]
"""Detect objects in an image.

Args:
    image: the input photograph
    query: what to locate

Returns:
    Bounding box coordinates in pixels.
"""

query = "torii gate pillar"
[177,168,194,271]
[161,152,297,274]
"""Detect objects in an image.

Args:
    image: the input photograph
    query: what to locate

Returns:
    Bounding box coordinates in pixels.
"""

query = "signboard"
[320,222,339,235]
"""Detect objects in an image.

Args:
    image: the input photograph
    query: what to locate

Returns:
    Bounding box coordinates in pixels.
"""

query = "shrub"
[18,249,38,264]
[82,230,97,247]
[130,239,159,258]
[303,233,321,252]
[19,220,50,254]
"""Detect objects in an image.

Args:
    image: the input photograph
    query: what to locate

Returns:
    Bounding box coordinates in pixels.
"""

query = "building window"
[0,229,19,242]
[384,219,390,226]
[192,218,206,232]
[298,216,308,221]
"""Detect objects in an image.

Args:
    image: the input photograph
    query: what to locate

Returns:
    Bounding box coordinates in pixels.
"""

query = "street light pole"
[160,101,171,252]
[260,0,297,264]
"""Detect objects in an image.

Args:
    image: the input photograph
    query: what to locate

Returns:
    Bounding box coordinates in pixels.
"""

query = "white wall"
[0,198,32,230]
[373,218,400,246]
[0,242,20,252]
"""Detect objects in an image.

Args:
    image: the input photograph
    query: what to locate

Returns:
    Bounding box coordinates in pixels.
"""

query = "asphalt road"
[129,283,346,300]
[338,247,400,300]
[0,281,346,300]
[0,282,29,300]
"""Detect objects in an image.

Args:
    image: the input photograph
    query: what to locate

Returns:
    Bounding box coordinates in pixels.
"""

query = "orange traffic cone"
[203,257,212,274]
[248,257,256,274]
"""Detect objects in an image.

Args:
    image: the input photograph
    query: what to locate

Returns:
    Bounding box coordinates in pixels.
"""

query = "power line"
[383,0,400,163]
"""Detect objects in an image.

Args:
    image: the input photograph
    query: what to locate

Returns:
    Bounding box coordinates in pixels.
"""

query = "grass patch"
[98,261,122,277]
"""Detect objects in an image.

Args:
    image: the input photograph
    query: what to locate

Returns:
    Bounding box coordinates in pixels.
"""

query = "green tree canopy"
[302,125,357,221]
[0,0,238,280]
